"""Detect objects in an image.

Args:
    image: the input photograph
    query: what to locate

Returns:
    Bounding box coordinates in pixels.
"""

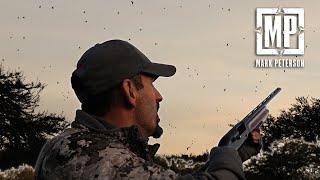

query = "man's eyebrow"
[151,76,157,82]
[149,74,158,82]
[152,76,159,82]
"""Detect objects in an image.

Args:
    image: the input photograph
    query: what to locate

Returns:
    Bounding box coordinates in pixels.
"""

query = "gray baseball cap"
[71,39,176,103]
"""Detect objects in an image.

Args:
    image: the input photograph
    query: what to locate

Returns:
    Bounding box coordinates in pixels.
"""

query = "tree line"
[1,66,319,179]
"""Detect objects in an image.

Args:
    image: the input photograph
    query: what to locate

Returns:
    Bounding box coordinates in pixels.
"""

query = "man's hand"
[237,128,262,162]
[251,129,261,144]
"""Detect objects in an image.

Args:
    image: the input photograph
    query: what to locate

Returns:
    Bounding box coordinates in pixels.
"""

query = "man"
[35,39,261,179]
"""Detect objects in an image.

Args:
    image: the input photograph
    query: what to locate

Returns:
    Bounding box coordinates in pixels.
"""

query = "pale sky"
[1,0,319,155]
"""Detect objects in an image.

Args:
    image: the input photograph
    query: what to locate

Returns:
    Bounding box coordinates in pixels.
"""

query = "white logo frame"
[256,8,304,55]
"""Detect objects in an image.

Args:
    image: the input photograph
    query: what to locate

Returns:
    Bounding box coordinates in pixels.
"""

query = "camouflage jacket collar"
[72,110,115,131]
[70,110,160,161]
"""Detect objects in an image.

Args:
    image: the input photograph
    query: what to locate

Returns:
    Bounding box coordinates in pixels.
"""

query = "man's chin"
[151,124,163,138]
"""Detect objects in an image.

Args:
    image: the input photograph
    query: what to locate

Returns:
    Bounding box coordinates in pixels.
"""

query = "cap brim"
[142,63,176,77]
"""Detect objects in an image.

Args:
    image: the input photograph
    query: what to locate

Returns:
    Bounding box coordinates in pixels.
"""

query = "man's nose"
[155,88,163,102]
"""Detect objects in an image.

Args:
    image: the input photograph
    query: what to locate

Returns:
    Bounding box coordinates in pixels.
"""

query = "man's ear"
[121,79,138,107]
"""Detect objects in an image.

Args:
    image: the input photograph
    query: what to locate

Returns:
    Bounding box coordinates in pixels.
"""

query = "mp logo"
[256,8,304,55]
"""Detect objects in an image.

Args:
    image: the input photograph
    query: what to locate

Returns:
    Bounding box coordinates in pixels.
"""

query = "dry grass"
[0,164,34,180]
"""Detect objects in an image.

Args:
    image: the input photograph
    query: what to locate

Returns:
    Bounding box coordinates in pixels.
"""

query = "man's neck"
[102,108,149,138]
[102,109,135,129]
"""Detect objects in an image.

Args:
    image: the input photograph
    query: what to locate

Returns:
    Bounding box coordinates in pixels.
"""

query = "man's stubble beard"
[152,103,163,138]
[151,120,163,138]
[135,99,163,138]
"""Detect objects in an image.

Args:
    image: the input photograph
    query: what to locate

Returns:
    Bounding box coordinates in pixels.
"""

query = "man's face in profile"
[134,74,163,138]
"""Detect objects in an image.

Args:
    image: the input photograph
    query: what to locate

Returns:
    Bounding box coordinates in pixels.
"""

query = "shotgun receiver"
[218,88,281,150]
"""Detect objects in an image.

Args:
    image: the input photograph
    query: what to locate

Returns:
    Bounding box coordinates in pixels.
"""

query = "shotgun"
[218,88,281,150]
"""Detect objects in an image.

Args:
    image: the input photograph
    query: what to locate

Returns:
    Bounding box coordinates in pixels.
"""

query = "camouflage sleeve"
[108,145,245,180]
[177,147,246,180]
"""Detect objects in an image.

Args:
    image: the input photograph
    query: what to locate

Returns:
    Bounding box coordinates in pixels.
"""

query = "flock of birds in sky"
[2,1,314,152]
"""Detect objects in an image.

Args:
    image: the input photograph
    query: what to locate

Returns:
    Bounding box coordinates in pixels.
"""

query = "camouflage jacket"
[35,110,245,180]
